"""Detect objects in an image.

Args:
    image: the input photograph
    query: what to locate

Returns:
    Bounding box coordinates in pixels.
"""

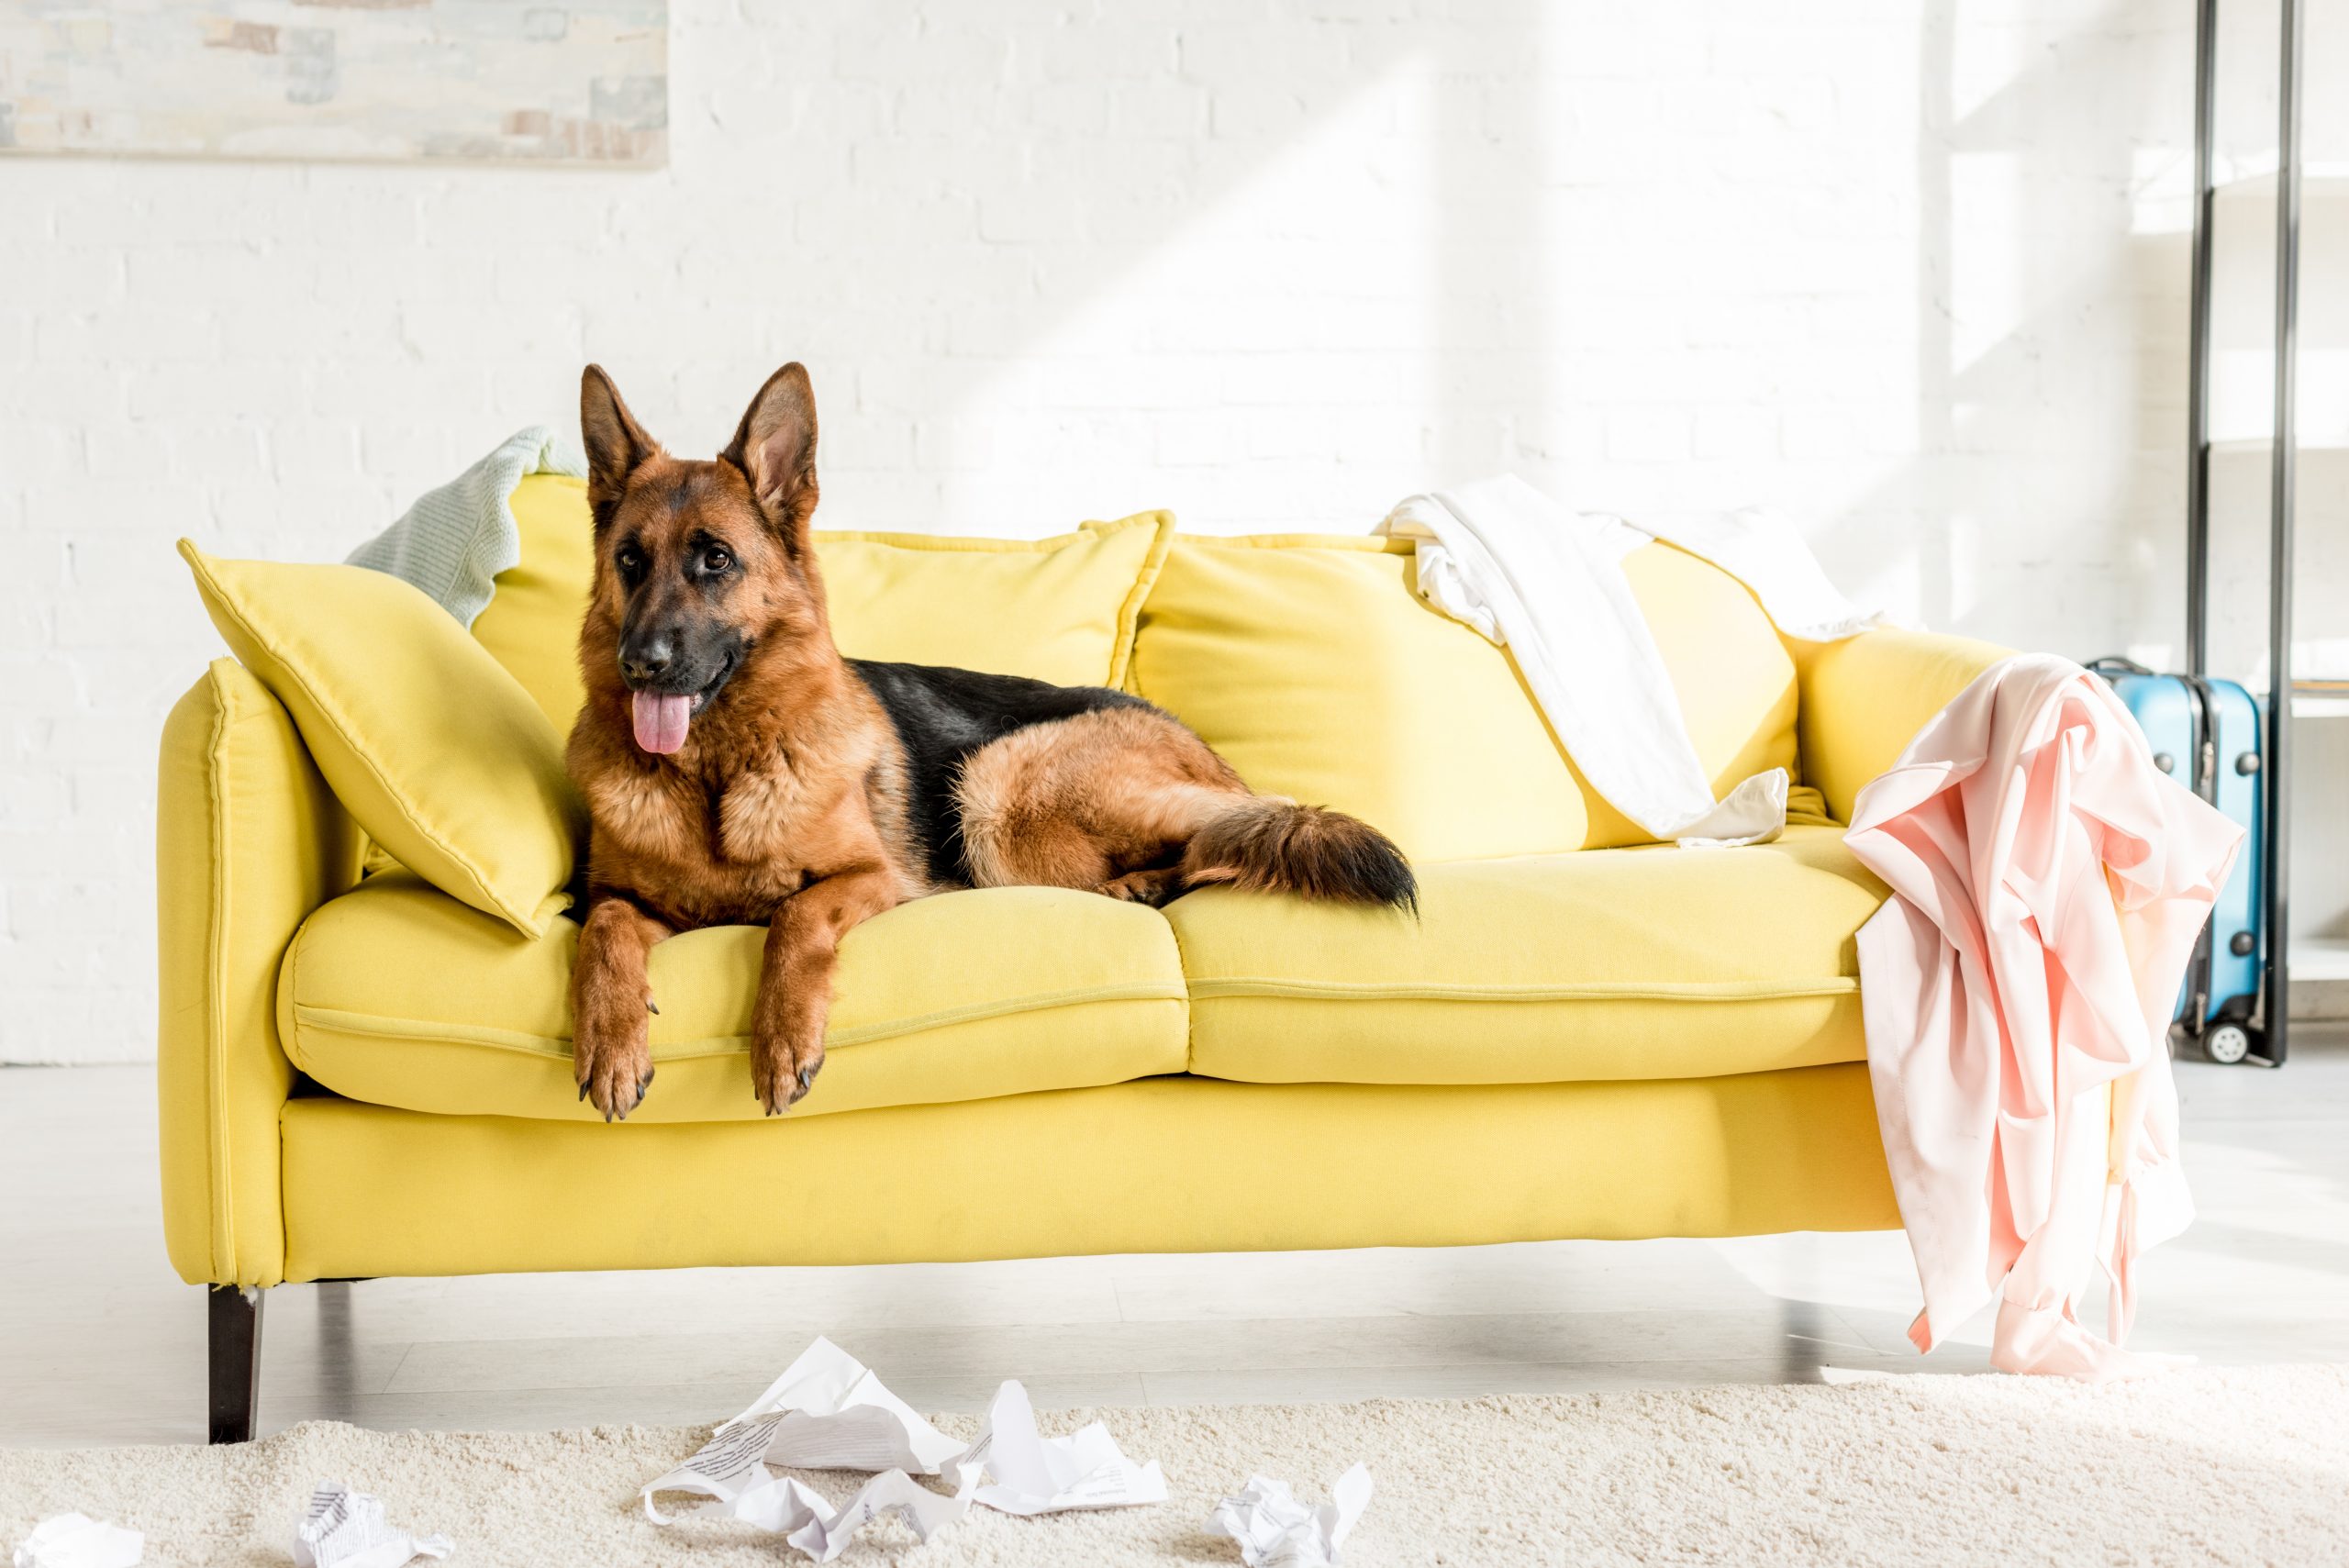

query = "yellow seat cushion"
[181,541,582,938]
[1128,534,1799,859]
[473,474,1175,736]
[1167,824,1885,1085]
[280,873,1190,1123]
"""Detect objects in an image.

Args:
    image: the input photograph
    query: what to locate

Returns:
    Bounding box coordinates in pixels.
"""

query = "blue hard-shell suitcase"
[2088,660,2266,1063]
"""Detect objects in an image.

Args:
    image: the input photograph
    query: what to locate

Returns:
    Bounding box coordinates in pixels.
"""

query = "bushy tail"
[1179,795,1417,912]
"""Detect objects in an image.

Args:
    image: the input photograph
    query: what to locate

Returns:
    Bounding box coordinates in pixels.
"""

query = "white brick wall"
[3,0,2201,1062]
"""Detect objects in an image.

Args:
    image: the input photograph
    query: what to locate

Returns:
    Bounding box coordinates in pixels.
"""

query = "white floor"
[4,1040,2346,1448]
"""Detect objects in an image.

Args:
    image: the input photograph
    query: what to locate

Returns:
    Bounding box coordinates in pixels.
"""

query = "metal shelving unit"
[2185,0,2303,1066]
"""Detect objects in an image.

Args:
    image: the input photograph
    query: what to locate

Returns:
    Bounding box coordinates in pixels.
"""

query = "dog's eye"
[615,546,645,578]
[701,545,732,573]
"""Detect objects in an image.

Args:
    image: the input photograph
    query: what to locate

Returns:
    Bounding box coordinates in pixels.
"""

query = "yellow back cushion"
[473,475,1174,737]
[1128,534,1799,860]
[817,517,1171,687]
[470,475,598,740]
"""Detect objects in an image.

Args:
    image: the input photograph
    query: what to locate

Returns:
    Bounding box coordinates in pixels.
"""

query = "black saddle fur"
[848,659,1152,887]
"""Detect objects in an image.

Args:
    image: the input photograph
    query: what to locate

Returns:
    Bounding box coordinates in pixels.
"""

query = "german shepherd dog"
[566,362,1415,1119]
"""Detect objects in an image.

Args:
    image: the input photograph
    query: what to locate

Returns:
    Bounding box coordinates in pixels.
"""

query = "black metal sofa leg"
[208,1284,264,1443]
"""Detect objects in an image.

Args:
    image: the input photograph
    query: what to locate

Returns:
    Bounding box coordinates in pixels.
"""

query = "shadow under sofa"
[157,487,2010,1442]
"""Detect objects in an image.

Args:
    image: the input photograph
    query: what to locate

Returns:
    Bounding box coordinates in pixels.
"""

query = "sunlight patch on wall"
[926,61,1441,537]
[1949,152,2029,382]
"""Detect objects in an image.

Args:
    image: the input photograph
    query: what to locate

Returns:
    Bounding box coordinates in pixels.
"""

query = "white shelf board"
[2210,436,2349,454]
[2212,161,2349,196]
[2291,936,2349,982]
[2205,349,2349,445]
[2228,687,2349,716]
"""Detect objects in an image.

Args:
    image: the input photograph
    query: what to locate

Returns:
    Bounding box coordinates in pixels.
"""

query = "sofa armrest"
[1795,629,2011,824]
[158,658,362,1287]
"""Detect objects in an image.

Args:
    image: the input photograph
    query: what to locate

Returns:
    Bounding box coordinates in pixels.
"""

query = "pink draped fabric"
[1843,655,2244,1380]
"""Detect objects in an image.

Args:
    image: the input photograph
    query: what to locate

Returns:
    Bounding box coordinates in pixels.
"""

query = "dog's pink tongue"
[631,692,692,754]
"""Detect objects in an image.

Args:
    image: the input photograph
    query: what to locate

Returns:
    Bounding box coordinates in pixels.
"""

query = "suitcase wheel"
[2203,1023,2253,1065]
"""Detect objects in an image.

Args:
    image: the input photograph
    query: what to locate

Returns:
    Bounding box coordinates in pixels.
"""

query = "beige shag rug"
[6,1368,2348,1567]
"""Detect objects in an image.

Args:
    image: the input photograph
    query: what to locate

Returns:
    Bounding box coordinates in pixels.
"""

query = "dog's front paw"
[574,986,656,1122]
[751,1029,824,1117]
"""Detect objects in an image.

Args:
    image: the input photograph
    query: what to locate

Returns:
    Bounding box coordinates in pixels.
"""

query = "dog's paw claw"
[575,1017,653,1122]
[646,997,659,1016]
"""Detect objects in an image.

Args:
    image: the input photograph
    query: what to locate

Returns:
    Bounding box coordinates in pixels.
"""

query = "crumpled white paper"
[960,1378,1165,1516]
[642,1337,1166,1562]
[291,1481,453,1568]
[11,1514,142,1568]
[700,1465,976,1562]
[1207,1464,1373,1567]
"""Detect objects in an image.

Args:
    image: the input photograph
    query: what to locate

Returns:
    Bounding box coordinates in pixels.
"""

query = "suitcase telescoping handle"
[2087,657,2219,801]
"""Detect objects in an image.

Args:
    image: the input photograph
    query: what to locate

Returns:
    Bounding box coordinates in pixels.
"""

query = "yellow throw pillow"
[1128,534,1798,861]
[180,541,583,938]
[473,474,1175,738]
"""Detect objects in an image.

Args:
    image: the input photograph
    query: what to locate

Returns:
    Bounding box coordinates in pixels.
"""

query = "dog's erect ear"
[580,364,660,526]
[720,362,819,550]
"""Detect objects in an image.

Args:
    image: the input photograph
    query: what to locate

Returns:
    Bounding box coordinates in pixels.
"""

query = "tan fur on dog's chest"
[569,679,925,929]
[579,761,807,924]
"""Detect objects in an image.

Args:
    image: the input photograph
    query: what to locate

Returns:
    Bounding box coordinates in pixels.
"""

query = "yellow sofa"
[159,477,2007,1440]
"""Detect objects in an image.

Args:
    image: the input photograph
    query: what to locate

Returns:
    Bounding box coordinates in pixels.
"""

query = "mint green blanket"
[347,426,584,627]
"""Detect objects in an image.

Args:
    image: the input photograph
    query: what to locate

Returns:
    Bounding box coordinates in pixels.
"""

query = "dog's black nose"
[620,634,675,684]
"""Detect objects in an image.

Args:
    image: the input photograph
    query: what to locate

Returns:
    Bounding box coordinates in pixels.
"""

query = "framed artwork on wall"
[0,1,666,164]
